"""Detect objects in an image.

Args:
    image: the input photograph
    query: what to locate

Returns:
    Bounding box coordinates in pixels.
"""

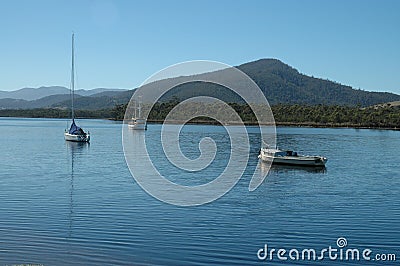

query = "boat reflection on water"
[65,141,89,238]
[66,140,90,152]
[271,164,327,173]
[260,160,327,175]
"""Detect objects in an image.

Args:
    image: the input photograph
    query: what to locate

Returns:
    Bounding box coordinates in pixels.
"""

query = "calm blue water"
[0,118,399,265]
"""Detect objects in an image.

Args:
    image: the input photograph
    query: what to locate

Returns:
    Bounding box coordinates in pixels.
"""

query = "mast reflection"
[66,141,89,238]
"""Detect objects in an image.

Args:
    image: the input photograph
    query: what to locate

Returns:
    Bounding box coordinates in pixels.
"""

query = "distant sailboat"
[128,97,147,130]
[64,33,90,142]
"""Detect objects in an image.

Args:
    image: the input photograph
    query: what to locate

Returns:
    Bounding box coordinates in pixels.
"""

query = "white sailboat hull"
[64,132,90,142]
[128,119,147,130]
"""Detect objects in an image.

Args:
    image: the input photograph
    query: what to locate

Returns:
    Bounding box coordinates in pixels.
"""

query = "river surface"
[0,118,399,265]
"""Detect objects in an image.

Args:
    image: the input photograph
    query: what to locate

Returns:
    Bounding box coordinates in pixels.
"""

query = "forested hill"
[236,59,399,106]
[138,59,400,107]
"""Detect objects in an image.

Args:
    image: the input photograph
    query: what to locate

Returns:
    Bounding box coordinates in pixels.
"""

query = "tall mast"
[138,97,142,118]
[71,33,75,120]
[134,100,137,118]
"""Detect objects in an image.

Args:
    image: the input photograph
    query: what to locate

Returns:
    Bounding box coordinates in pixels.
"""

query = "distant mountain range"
[0,87,131,109]
[0,86,125,101]
[1,59,399,110]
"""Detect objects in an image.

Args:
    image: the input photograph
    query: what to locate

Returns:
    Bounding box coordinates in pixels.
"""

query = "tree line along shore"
[1,101,399,130]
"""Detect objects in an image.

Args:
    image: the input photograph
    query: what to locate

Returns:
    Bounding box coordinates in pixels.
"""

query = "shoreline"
[274,122,399,131]
[146,119,400,130]
[1,116,398,131]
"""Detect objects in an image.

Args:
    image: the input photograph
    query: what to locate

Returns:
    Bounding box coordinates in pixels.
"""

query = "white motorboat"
[128,98,147,130]
[64,33,90,143]
[259,147,327,166]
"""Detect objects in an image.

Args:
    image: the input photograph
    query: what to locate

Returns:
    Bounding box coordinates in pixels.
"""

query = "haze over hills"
[0,91,132,110]
[0,86,126,101]
[1,59,399,110]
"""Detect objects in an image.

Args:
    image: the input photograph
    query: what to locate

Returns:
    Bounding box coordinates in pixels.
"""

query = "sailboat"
[128,97,147,130]
[64,33,90,142]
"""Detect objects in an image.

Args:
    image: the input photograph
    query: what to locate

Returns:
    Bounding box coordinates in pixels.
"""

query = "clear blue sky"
[1,0,399,94]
